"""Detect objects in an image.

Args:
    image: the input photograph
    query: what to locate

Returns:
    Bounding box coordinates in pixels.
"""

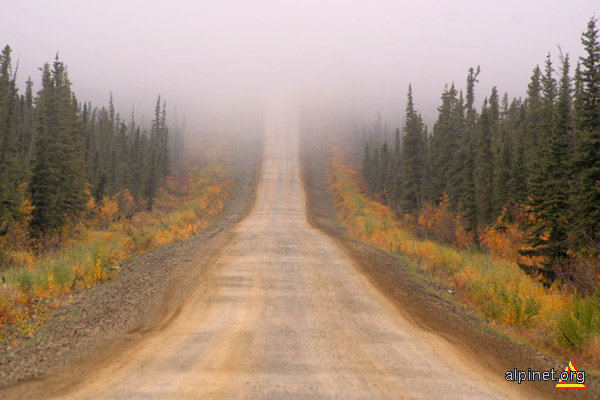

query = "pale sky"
[1,1,598,131]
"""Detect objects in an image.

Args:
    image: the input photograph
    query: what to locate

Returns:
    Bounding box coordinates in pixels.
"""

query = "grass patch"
[328,154,600,369]
[0,161,231,341]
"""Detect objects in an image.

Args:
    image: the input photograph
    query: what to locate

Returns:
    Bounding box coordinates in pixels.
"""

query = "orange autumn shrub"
[116,189,136,218]
[454,222,476,250]
[481,222,527,262]
[95,197,119,228]
[327,146,599,366]
[0,147,232,341]
[0,186,35,270]
[479,205,550,272]
[417,193,474,248]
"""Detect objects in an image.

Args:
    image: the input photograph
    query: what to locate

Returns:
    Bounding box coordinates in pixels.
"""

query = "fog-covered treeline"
[0,46,174,237]
[362,17,600,285]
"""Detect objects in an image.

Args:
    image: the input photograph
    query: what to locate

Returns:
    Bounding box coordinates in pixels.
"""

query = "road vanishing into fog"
[54,106,523,399]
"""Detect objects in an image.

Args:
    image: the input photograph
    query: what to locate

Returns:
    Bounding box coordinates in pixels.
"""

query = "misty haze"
[1,1,599,399]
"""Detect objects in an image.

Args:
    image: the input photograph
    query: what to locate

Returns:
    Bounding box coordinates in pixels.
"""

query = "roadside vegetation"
[0,45,232,342]
[0,155,231,342]
[363,18,600,291]
[329,153,599,368]
[341,17,600,367]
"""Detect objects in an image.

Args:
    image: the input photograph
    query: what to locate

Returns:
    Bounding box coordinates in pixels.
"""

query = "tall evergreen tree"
[16,77,34,168]
[401,85,426,213]
[371,147,382,193]
[541,54,558,145]
[29,56,88,235]
[430,84,460,202]
[492,93,513,215]
[159,100,170,181]
[380,140,391,202]
[475,94,495,226]
[362,140,371,187]
[447,90,466,210]
[507,99,528,205]
[527,56,558,213]
[390,128,402,208]
[524,65,543,190]
[573,62,585,140]
[455,67,479,231]
[573,17,600,244]
[520,54,573,283]
[0,45,21,234]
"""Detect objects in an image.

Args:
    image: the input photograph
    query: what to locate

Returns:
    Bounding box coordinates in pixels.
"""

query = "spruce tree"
[0,45,21,234]
[29,64,61,234]
[401,85,426,213]
[16,77,34,167]
[578,17,600,130]
[447,90,465,210]
[29,56,88,236]
[573,62,585,142]
[371,147,381,193]
[524,65,543,190]
[143,148,158,206]
[159,100,169,181]
[475,96,495,225]
[527,55,558,221]
[114,119,130,193]
[390,128,402,208]
[380,140,391,203]
[430,84,460,202]
[130,124,144,199]
[507,99,528,205]
[520,53,572,283]
[492,93,513,215]
[455,67,479,232]
[573,17,600,244]
[540,54,558,145]
[362,140,371,187]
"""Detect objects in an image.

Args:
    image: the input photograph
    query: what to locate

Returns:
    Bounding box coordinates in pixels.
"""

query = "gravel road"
[6,105,530,399]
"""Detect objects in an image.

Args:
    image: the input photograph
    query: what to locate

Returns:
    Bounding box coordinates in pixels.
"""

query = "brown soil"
[0,139,261,392]
[300,134,599,400]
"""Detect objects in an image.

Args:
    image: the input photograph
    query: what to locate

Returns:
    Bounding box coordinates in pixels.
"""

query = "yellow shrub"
[0,149,232,340]
[327,149,598,364]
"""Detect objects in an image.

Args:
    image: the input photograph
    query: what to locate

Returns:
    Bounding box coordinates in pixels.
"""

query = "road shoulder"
[0,141,261,396]
[300,135,597,400]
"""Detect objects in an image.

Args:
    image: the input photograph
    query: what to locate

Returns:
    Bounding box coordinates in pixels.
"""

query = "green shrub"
[556,291,600,349]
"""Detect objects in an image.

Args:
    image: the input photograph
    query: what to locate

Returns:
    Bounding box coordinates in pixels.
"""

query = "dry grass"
[328,153,600,368]
[0,158,231,342]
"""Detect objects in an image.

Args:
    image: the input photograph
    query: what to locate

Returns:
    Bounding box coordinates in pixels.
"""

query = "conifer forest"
[0,48,172,240]
[362,17,600,292]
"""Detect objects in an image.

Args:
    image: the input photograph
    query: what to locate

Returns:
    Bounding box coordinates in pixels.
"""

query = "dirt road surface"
[11,106,529,399]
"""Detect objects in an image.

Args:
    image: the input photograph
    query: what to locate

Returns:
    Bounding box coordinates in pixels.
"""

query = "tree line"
[0,46,172,238]
[362,17,600,286]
